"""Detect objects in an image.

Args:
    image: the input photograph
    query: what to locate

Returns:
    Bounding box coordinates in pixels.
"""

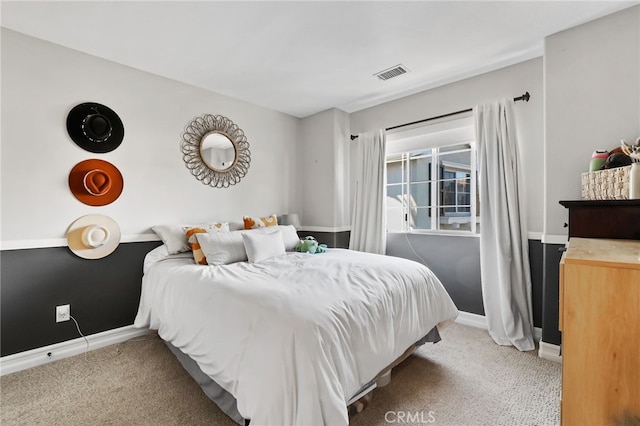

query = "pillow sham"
[243,214,277,229]
[195,231,248,265]
[242,229,286,263]
[184,227,209,265]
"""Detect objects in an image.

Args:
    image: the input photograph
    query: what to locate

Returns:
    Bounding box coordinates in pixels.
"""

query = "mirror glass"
[200,132,236,171]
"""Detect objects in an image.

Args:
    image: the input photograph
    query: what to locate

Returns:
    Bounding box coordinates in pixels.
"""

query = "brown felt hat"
[68,159,123,206]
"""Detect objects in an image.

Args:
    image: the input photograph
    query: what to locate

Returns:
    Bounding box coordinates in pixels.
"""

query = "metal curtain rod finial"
[514,91,531,102]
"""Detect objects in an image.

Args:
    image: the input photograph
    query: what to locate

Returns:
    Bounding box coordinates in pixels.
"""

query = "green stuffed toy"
[294,236,327,254]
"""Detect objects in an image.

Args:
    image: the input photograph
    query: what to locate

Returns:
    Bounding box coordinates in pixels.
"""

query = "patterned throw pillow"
[206,222,230,233]
[184,227,208,265]
[243,214,278,229]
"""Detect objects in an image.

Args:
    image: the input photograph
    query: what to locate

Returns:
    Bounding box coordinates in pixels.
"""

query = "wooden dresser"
[559,238,640,425]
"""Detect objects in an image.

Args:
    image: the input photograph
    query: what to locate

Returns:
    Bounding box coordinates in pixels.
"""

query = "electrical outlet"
[56,304,70,323]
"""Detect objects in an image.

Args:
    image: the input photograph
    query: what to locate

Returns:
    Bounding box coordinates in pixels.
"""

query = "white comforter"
[134,247,458,426]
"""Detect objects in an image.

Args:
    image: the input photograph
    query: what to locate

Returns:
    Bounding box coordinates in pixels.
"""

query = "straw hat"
[68,159,123,206]
[66,102,124,153]
[66,214,121,259]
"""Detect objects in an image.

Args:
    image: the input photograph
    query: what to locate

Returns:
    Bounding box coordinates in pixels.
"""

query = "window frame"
[385,140,479,237]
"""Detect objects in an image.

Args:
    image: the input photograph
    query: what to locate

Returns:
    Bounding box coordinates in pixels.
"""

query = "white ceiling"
[2,1,638,118]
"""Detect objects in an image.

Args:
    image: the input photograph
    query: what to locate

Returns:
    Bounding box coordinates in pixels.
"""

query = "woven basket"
[581,165,631,200]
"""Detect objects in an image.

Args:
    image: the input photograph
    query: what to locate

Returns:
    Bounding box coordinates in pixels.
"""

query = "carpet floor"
[1,323,561,425]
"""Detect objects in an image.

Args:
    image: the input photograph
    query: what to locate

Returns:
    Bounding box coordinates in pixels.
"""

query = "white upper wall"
[1,29,300,246]
[298,108,350,229]
[350,58,545,235]
[544,5,640,239]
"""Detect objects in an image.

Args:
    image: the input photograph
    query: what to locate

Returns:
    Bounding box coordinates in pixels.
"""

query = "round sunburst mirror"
[181,114,251,187]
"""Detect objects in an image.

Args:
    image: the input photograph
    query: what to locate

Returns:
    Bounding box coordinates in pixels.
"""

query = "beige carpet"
[1,323,561,426]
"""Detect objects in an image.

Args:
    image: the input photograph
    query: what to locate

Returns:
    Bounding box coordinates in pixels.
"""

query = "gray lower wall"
[0,241,161,357]
[306,231,546,330]
[529,239,545,333]
[387,234,485,317]
[541,243,565,346]
[298,230,350,249]
[386,234,544,330]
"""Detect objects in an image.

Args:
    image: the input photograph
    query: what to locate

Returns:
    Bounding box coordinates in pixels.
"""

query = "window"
[385,118,479,235]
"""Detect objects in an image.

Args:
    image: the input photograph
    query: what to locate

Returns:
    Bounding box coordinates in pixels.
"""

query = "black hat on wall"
[66,102,124,153]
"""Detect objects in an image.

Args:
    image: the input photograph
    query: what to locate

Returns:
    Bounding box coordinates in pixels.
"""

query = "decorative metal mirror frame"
[181,114,251,188]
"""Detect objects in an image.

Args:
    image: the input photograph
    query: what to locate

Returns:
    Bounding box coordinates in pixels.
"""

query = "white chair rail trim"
[1,234,160,250]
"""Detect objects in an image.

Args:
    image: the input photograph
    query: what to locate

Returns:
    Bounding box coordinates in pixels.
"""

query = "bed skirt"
[164,326,441,425]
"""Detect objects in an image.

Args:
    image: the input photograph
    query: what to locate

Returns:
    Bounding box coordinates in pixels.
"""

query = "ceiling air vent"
[374,64,409,81]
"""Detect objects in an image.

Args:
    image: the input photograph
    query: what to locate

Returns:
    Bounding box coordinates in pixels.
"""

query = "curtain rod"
[350,91,530,140]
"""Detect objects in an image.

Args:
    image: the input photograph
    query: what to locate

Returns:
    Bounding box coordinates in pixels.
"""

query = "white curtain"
[474,100,534,351]
[349,130,387,254]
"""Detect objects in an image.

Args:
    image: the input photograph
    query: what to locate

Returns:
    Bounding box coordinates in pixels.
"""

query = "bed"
[134,227,458,425]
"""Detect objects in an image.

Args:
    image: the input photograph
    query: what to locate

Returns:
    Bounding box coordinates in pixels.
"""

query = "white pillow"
[242,229,286,263]
[195,231,248,265]
[151,224,195,254]
[152,222,229,255]
[252,225,299,251]
[277,225,300,251]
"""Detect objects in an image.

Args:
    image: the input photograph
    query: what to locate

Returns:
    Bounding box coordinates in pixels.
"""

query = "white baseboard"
[455,311,543,342]
[0,325,150,376]
[538,340,562,364]
[455,311,488,329]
